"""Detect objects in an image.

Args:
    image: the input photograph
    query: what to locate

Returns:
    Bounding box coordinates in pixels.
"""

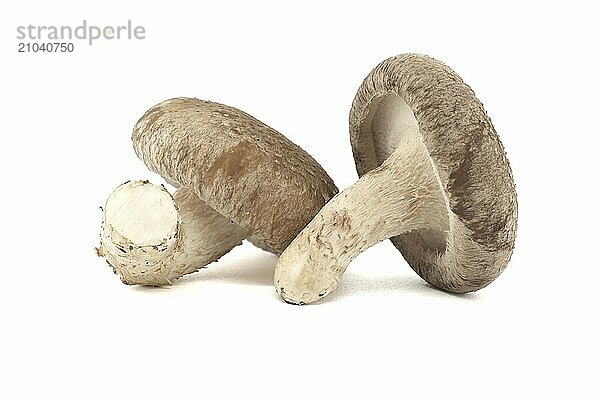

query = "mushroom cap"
[133,98,338,254]
[350,54,517,292]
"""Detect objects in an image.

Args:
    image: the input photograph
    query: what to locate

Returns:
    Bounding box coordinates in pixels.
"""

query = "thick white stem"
[274,133,449,304]
[98,181,247,285]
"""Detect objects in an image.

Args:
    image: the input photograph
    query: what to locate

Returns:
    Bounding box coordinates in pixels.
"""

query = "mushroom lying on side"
[274,54,517,304]
[98,98,338,286]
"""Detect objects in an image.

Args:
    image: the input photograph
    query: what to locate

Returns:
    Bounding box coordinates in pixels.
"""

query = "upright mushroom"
[98,98,338,285]
[274,54,517,304]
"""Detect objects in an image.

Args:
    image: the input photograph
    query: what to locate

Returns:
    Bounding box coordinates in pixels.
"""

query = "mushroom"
[98,98,338,285]
[274,54,517,304]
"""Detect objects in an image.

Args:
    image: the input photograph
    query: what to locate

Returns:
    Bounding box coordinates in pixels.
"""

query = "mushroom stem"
[274,131,449,304]
[99,181,247,285]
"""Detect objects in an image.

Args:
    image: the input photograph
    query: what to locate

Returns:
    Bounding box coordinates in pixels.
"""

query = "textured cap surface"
[350,54,517,292]
[133,98,338,253]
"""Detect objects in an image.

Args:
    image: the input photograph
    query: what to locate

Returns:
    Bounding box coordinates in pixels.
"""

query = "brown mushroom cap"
[350,54,517,292]
[133,98,338,254]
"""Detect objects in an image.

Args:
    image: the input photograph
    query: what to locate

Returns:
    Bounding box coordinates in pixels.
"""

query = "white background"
[1,1,598,398]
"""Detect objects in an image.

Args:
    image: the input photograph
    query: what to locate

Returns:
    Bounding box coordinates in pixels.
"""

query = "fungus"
[274,54,517,304]
[98,98,338,285]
